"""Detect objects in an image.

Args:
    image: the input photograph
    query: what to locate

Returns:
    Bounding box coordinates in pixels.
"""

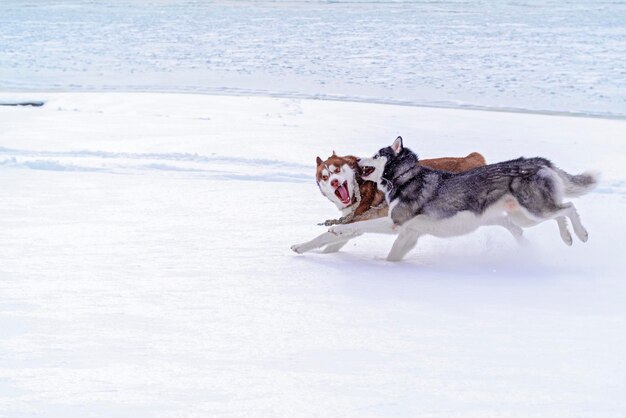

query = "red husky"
[292,142,486,253]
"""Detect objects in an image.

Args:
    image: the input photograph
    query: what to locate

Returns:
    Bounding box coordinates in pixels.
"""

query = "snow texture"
[1,92,625,417]
[1,0,626,416]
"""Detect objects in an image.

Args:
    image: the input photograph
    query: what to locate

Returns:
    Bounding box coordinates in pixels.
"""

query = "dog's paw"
[290,244,305,254]
[386,252,405,262]
[570,222,588,243]
[560,229,573,246]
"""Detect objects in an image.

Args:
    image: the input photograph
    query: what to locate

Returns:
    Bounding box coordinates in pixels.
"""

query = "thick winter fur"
[291,143,486,254]
[314,153,386,221]
[336,136,599,261]
[314,151,486,223]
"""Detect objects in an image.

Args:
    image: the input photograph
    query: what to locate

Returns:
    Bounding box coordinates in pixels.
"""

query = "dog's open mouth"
[335,181,351,205]
[361,166,375,178]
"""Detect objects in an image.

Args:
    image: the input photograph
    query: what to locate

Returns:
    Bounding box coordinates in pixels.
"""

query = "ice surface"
[1,0,625,117]
[0,93,625,416]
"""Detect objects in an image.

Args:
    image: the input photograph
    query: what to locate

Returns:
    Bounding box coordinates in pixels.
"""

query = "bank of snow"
[1,92,625,417]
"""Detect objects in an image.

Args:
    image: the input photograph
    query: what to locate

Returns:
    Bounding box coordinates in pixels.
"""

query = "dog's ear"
[332,150,337,156]
[316,156,323,166]
[343,155,360,172]
[391,136,403,154]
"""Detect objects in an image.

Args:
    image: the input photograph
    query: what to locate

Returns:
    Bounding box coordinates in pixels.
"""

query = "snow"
[1,92,625,416]
[1,0,626,414]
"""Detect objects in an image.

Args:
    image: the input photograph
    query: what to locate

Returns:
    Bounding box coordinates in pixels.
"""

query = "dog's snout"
[331,178,339,188]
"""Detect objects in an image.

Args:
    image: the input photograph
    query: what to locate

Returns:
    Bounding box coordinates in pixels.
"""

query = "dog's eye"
[322,175,328,181]
[334,168,340,173]
[373,155,379,160]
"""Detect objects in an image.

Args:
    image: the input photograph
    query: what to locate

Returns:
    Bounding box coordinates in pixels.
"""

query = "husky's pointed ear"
[316,156,323,166]
[391,136,403,154]
[332,150,337,156]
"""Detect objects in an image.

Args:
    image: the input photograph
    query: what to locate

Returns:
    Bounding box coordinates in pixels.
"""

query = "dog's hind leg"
[486,216,528,245]
[534,201,587,244]
[559,202,588,242]
[555,216,573,246]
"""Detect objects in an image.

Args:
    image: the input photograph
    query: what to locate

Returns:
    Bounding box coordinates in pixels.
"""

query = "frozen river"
[1,0,625,117]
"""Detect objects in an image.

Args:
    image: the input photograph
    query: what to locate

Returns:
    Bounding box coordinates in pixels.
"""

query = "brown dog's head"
[315,152,360,210]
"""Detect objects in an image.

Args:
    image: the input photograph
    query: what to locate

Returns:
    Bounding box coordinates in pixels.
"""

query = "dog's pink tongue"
[337,184,350,203]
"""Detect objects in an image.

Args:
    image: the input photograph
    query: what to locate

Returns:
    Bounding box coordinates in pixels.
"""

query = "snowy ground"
[1,92,625,417]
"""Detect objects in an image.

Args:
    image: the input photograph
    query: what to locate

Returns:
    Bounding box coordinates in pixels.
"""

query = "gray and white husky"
[329,136,599,261]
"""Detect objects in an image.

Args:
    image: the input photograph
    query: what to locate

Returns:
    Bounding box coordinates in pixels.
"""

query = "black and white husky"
[329,137,599,261]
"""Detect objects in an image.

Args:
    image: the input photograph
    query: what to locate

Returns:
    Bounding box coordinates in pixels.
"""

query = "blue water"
[1,0,625,117]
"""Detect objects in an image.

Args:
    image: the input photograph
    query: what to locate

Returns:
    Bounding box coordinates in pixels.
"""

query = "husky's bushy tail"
[555,168,600,197]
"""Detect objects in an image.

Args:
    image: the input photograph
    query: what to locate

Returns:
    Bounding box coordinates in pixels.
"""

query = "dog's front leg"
[323,217,397,252]
[291,231,362,254]
[321,239,351,253]
[387,229,420,262]
[292,217,397,255]
[386,216,429,261]
[329,217,397,236]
